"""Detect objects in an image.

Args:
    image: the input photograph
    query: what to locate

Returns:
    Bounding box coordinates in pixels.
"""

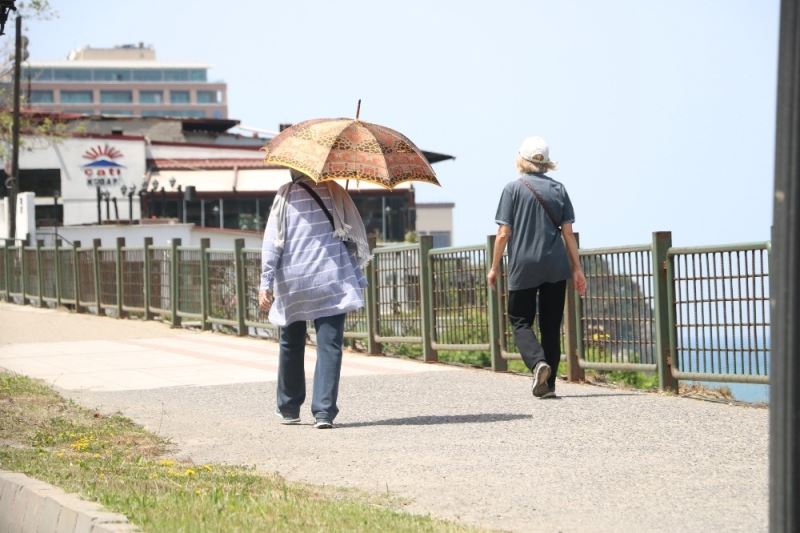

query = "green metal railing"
[667,242,770,384]
[0,232,772,390]
[121,246,146,313]
[576,244,656,373]
[429,245,490,352]
[373,243,424,343]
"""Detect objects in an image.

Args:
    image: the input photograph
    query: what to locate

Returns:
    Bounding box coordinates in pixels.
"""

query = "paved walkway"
[0,303,768,532]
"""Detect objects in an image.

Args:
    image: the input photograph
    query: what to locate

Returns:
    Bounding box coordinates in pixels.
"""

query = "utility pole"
[770,0,800,531]
[7,14,21,241]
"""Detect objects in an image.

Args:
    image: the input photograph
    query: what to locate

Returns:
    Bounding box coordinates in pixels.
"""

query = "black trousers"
[507,280,567,390]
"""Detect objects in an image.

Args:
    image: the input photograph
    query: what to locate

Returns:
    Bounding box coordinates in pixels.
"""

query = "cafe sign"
[82,144,126,187]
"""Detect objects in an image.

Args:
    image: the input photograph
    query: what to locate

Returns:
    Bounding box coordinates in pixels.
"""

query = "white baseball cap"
[518,136,553,165]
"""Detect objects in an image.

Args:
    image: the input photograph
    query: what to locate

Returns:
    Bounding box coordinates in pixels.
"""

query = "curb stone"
[0,470,139,533]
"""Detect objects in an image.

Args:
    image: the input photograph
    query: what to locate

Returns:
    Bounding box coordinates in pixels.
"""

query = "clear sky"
[22,0,780,248]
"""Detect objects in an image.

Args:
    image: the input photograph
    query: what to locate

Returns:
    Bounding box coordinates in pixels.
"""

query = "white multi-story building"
[20,44,227,119]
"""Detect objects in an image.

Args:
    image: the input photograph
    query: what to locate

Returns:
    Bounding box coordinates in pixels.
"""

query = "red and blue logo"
[82,144,125,186]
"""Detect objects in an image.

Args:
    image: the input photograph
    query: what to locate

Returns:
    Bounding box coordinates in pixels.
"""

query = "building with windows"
[20,44,227,119]
[1,115,454,246]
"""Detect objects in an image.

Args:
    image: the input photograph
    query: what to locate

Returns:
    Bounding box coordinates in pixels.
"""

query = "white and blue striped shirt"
[260,181,367,326]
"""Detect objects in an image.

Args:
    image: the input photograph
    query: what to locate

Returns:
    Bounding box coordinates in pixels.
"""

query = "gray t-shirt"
[494,173,575,291]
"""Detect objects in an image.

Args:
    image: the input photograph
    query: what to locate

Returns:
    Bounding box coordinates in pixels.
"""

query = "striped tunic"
[260,181,367,326]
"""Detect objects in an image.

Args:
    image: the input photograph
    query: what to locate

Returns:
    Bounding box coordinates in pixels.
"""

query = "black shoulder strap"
[518,177,561,231]
[296,181,335,230]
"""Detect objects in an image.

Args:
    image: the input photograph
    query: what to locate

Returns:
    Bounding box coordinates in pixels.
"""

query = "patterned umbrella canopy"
[261,117,440,190]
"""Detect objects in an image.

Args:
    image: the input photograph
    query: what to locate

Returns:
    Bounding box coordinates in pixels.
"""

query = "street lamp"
[0,0,16,37]
[102,189,111,222]
[382,202,392,242]
[121,184,136,222]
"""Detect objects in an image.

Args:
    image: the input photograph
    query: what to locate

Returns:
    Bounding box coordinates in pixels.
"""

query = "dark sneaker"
[313,419,333,429]
[532,361,551,397]
[540,389,558,400]
[274,408,300,425]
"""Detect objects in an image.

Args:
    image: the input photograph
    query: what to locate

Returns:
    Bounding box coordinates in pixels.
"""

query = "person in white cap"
[487,136,586,398]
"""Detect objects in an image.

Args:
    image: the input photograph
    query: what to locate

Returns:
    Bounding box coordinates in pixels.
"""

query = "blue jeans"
[276,313,346,422]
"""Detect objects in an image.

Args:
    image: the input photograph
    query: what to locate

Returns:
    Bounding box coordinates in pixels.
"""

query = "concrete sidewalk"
[0,303,768,532]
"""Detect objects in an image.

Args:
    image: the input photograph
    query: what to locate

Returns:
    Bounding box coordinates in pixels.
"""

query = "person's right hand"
[487,267,498,289]
[573,269,587,297]
[258,290,273,313]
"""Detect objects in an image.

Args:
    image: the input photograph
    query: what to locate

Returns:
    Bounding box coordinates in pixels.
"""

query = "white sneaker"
[532,362,551,397]
[313,419,333,429]
[274,409,300,425]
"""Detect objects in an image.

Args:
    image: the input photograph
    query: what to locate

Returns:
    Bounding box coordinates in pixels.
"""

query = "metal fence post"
[3,240,10,303]
[36,240,44,307]
[143,237,153,321]
[170,238,181,328]
[565,232,585,381]
[652,231,678,391]
[92,238,102,316]
[365,236,382,355]
[73,241,82,313]
[200,237,210,330]
[20,238,27,305]
[116,237,125,318]
[419,235,437,362]
[54,239,62,308]
[771,2,800,526]
[486,234,507,371]
[234,238,247,336]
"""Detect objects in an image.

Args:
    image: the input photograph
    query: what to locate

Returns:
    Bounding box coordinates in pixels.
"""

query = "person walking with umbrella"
[259,110,439,428]
[259,168,370,429]
[487,136,586,398]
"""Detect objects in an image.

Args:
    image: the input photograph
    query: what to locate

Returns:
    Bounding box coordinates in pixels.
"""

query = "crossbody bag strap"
[518,177,561,231]
[296,181,335,230]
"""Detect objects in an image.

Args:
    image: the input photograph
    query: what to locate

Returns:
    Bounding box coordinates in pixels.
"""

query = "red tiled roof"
[148,158,283,170]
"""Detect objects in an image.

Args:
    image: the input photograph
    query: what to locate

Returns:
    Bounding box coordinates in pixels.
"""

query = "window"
[164,109,205,118]
[93,69,131,81]
[23,68,52,81]
[30,90,54,104]
[53,69,92,81]
[60,90,93,104]
[164,69,189,81]
[190,69,207,82]
[35,204,64,227]
[139,90,163,104]
[19,169,61,197]
[142,110,167,117]
[100,91,133,104]
[132,69,163,81]
[196,90,218,104]
[222,199,257,230]
[170,90,190,104]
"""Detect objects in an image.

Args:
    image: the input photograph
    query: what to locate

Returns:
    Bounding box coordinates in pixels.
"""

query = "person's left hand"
[258,290,273,313]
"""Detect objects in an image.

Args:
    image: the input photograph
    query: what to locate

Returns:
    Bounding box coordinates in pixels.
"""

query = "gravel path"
[0,304,768,532]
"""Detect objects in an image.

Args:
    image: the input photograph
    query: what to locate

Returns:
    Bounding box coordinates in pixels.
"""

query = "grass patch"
[591,370,660,390]
[0,371,478,532]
